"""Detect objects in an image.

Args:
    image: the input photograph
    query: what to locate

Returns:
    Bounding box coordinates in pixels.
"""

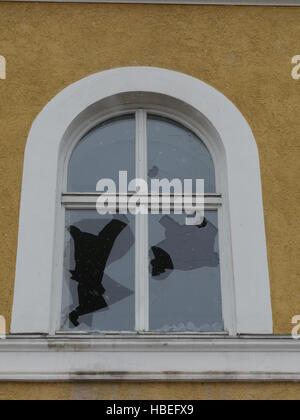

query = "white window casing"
[5,67,296,382]
[11,67,272,335]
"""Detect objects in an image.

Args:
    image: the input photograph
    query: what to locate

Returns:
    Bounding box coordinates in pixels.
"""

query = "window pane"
[149,211,223,332]
[67,115,135,192]
[61,210,135,332]
[147,116,216,193]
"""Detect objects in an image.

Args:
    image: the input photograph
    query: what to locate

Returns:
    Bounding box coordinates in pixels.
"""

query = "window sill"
[0,335,299,382]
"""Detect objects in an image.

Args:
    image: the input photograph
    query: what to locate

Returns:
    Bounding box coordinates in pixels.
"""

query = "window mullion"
[135,110,149,332]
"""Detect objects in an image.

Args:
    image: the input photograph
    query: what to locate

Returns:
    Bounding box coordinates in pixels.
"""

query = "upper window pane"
[67,115,135,192]
[147,116,216,193]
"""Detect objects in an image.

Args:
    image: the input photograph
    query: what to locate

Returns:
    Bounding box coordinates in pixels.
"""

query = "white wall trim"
[1,0,300,6]
[0,336,299,382]
[11,66,272,336]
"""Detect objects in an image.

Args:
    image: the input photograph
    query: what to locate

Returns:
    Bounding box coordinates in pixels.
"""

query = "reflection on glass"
[61,211,135,331]
[147,116,216,193]
[68,115,135,192]
[149,211,223,332]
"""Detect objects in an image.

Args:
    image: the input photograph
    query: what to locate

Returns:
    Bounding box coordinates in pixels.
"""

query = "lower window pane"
[61,210,135,332]
[149,211,223,332]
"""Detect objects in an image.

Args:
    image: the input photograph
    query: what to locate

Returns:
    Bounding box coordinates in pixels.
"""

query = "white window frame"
[7,66,299,382]
[6,67,283,381]
[11,67,273,334]
[12,67,273,336]
[60,108,232,335]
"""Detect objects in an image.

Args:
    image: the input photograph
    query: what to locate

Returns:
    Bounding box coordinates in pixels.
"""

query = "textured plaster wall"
[0,3,300,399]
[1,382,300,400]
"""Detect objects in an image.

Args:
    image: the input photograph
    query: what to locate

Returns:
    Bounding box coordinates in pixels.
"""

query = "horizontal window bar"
[62,193,222,197]
[62,204,221,211]
[61,195,222,208]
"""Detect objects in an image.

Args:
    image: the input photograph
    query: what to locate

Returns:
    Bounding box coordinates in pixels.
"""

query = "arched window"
[11,67,273,354]
[6,67,282,380]
[61,112,225,333]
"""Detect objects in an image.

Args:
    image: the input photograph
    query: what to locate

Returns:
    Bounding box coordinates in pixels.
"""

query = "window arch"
[11,67,272,336]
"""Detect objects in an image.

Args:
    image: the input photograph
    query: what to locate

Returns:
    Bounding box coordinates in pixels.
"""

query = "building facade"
[0,0,300,400]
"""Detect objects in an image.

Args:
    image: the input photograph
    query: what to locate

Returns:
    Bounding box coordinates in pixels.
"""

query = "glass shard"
[61,211,135,331]
[149,211,223,332]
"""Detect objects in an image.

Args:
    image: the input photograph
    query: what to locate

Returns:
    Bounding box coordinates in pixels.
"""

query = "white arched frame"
[11,67,273,335]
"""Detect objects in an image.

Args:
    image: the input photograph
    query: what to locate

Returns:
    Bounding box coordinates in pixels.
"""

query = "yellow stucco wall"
[0,2,300,399]
[0,382,300,400]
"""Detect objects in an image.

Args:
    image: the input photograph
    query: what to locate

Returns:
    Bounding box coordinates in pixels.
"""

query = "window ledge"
[0,335,299,382]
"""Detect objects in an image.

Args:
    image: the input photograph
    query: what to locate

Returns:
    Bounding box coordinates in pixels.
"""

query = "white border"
[11,67,272,336]
[0,335,300,382]
[1,0,300,6]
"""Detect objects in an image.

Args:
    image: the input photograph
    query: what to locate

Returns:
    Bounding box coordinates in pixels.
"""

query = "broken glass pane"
[68,115,135,192]
[149,211,223,332]
[147,115,216,193]
[61,210,135,332]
